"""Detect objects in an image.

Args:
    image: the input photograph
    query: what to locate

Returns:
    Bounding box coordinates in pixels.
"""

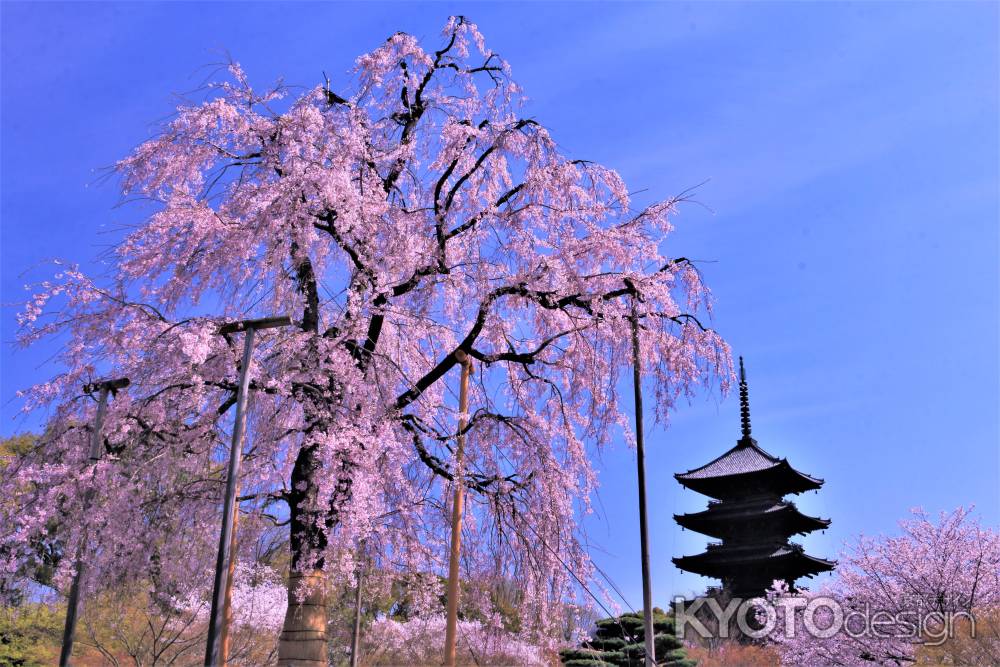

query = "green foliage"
[559,608,695,667]
[0,434,39,459]
[561,648,608,662]
[658,648,697,667]
[1,434,65,605]
[0,602,63,667]
[587,636,627,651]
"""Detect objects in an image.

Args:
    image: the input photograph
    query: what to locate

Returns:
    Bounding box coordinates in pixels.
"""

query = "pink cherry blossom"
[765,507,1000,665]
[3,17,731,660]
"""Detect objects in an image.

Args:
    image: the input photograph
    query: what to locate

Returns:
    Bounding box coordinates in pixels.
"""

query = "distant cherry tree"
[766,507,1000,666]
[364,615,546,665]
[3,17,729,663]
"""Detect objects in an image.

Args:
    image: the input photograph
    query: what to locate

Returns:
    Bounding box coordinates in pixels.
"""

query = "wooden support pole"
[205,315,290,666]
[349,555,365,667]
[60,377,130,667]
[220,507,239,664]
[443,350,472,667]
[630,301,656,667]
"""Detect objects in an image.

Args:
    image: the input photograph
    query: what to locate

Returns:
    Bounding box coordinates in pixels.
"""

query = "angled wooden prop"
[60,377,130,667]
[205,316,291,666]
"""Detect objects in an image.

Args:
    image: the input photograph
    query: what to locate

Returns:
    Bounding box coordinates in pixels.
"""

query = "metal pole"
[630,302,656,666]
[60,377,129,667]
[205,326,255,666]
[443,351,472,666]
[349,556,364,667]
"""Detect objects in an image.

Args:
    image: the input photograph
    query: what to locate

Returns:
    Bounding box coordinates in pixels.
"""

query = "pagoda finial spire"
[739,356,752,440]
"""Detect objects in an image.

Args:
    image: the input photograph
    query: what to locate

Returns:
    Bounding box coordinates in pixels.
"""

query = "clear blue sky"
[2,2,997,609]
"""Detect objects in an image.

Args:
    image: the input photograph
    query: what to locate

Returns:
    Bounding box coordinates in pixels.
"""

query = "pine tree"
[560,608,696,666]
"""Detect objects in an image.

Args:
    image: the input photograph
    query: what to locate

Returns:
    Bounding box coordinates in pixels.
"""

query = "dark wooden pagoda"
[673,358,834,598]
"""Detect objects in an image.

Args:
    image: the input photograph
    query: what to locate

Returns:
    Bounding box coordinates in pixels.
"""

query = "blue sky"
[2,2,997,609]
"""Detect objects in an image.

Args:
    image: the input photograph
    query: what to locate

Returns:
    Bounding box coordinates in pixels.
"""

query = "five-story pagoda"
[673,358,834,597]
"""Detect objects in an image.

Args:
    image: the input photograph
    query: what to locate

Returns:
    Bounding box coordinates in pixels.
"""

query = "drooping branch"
[445,182,524,240]
[381,18,463,195]
[392,261,716,412]
[398,413,531,496]
[442,119,537,217]
[313,210,376,287]
[393,281,607,410]
[467,324,590,365]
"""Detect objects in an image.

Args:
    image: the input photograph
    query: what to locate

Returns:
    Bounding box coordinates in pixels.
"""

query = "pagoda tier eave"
[673,546,836,580]
[675,436,824,499]
[674,502,831,539]
[675,460,823,499]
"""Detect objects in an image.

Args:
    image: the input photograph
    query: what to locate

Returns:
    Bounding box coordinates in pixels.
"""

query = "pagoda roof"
[677,437,783,479]
[675,437,823,498]
[672,542,836,580]
[675,499,830,539]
